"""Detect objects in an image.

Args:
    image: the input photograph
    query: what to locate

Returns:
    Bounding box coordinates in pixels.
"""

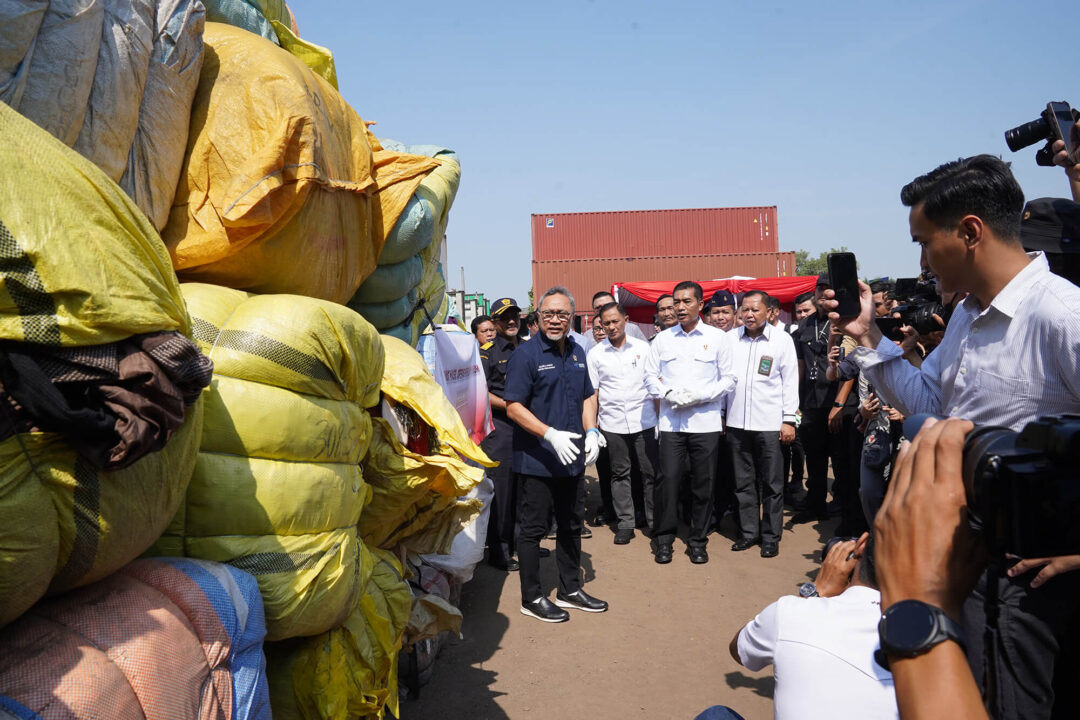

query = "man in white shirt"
[586,302,659,545]
[827,155,1080,720]
[725,291,799,558]
[724,533,899,720]
[644,281,736,565]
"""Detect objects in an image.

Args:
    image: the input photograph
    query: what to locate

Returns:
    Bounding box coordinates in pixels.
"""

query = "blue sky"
[297,0,1075,302]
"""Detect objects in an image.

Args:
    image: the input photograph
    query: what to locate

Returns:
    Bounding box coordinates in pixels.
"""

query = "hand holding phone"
[827,252,861,319]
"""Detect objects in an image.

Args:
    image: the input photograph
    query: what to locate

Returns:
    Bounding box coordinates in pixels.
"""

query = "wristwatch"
[876,600,966,670]
[798,582,818,598]
[832,401,843,408]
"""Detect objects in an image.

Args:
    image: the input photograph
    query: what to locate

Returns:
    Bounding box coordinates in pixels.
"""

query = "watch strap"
[876,600,966,670]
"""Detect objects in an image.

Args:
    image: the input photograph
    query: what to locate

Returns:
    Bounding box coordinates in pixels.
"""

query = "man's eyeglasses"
[539,310,571,321]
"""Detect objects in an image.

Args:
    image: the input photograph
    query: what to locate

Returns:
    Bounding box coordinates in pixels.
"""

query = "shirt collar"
[673,320,705,337]
[978,251,1048,319]
[738,324,772,341]
[539,331,576,356]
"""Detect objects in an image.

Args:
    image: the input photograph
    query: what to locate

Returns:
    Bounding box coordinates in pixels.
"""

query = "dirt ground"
[401,470,842,720]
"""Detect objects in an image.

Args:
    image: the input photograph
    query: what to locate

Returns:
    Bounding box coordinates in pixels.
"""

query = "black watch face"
[885,601,938,652]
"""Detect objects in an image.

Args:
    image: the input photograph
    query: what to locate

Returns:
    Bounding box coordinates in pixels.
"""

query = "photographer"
[826,155,1080,718]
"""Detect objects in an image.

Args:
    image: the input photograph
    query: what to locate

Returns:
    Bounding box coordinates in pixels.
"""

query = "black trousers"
[781,431,804,486]
[480,416,518,564]
[728,428,784,544]
[596,444,614,519]
[656,431,720,550]
[713,431,736,522]
[517,473,584,602]
[603,428,658,530]
[798,407,853,515]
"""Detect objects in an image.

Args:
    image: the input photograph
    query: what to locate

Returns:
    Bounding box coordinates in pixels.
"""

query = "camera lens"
[1005,116,1051,152]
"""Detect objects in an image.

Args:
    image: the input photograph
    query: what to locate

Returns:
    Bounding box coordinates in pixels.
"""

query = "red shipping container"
[531,207,779,262]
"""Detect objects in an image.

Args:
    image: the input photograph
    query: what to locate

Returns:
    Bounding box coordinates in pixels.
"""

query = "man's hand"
[1007,555,1080,589]
[780,424,795,445]
[875,417,986,619]
[816,533,867,598]
[1052,124,1080,203]
[584,429,601,465]
[822,281,881,348]
[543,427,582,466]
[828,405,843,433]
[860,393,881,422]
[827,343,843,366]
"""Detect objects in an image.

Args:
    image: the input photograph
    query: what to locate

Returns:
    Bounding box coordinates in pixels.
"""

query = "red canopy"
[612,276,818,324]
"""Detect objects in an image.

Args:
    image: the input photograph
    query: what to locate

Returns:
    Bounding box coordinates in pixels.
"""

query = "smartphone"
[1049,101,1078,162]
[875,317,904,342]
[827,252,861,318]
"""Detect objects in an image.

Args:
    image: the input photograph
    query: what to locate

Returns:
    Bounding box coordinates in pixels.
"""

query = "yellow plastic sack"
[271,20,339,89]
[163,23,378,304]
[379,336,493,467]
[404,593,463,650]
[0,100,189,347]
[359,418,483,554]
[151,284,384,640]
[0,399,203,628]
[267,545,411,720]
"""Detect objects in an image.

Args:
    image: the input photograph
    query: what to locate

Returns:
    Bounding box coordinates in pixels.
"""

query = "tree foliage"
[795,246,857,276]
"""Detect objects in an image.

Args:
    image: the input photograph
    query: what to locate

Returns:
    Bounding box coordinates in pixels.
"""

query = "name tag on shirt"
[758,356,774,376]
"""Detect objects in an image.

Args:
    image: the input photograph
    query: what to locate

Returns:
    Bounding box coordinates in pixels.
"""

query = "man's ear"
[958,215,984,248]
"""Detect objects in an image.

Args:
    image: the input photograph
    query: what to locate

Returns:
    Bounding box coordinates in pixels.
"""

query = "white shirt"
[737,585,898,720]
[644,320,736,433]
[853,252,1080,431]
[725,324,799,432]
[587,336,657,434]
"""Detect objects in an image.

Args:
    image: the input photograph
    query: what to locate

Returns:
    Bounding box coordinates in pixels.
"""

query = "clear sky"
[296,0,1075,303]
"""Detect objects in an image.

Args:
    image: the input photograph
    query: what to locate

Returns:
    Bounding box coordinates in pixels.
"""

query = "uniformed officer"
[479,297,523,571]
[505,286,607,623]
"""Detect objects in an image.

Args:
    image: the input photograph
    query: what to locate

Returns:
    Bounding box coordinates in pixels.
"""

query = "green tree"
[526,288,535,312]
[795,247,856,276]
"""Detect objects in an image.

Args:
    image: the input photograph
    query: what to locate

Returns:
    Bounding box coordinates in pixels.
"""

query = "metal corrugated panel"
[532,252,797,315]
[531,207,779,262]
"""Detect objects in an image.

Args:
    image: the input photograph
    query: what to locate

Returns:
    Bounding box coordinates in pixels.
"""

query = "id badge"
[757,355,774,376]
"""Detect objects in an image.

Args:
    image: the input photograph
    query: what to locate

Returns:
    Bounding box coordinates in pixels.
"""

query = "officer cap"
[491,298,521,317]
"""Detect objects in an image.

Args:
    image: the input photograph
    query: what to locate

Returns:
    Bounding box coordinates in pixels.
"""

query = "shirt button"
[960,367,966,374]
[951,406,959,415]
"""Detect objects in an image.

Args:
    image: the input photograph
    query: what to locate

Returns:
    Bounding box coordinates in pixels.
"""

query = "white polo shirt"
[725,324,799,432]
[587,336,657,434]
[737,585,898,720]
[644,320,736,433]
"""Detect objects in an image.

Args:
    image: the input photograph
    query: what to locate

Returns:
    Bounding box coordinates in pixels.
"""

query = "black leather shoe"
[613,528,635,545]
[761,542,779,558]
[538,547,551,558]
[731,537,760,552]
[580,525,592,539]
[554,589,608,613]
[655,545,673,564]
[689,547,709,564]
[791,510,827,524]
[488,558,520,572]
[520,597,570,623]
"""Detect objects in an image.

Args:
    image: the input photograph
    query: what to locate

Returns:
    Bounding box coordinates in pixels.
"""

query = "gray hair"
[538,286,576,314]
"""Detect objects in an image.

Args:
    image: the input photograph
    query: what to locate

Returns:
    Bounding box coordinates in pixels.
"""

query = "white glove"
[544,427,582,466]
[584,430,601,465]
[666,388,692,408]
[596,430,607,449]
[680,388,706,406]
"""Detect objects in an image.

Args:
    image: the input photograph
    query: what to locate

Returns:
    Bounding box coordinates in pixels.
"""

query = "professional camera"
[890,275,951,335]
[1004,101,1079,167]
[906,414,1080,559]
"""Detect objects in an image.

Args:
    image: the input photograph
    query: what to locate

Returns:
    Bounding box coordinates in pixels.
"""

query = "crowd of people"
[468,151,1080,719]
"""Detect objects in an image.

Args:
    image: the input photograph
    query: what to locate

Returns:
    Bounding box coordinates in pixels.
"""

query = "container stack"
[0,2,477,717]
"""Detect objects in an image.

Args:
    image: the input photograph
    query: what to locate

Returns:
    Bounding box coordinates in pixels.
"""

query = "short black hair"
[471,314,492,335]
[524,311,539,327]
[672,280,703,303]
[900,154,1024,243]
[592,290,615,305]
[655,293,674,309]
[765,295,780,312]
[597,301,626,318]
[794,291,815,305]
[741,289,770,305]
[869,281,891,296]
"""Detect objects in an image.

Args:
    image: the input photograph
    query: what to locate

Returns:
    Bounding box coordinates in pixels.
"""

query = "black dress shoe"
[613,528,635,545]
[791,509,827,524]
[589,511,615,527]
[488,558,520,572]
[654,545,673,564]
[689,547,709,564]
[520,597,570,623]
[538,547,551,558]
[554,589,608,613]
[761,542,779,558]
[731,537,760,552]
[580,525,592,538]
